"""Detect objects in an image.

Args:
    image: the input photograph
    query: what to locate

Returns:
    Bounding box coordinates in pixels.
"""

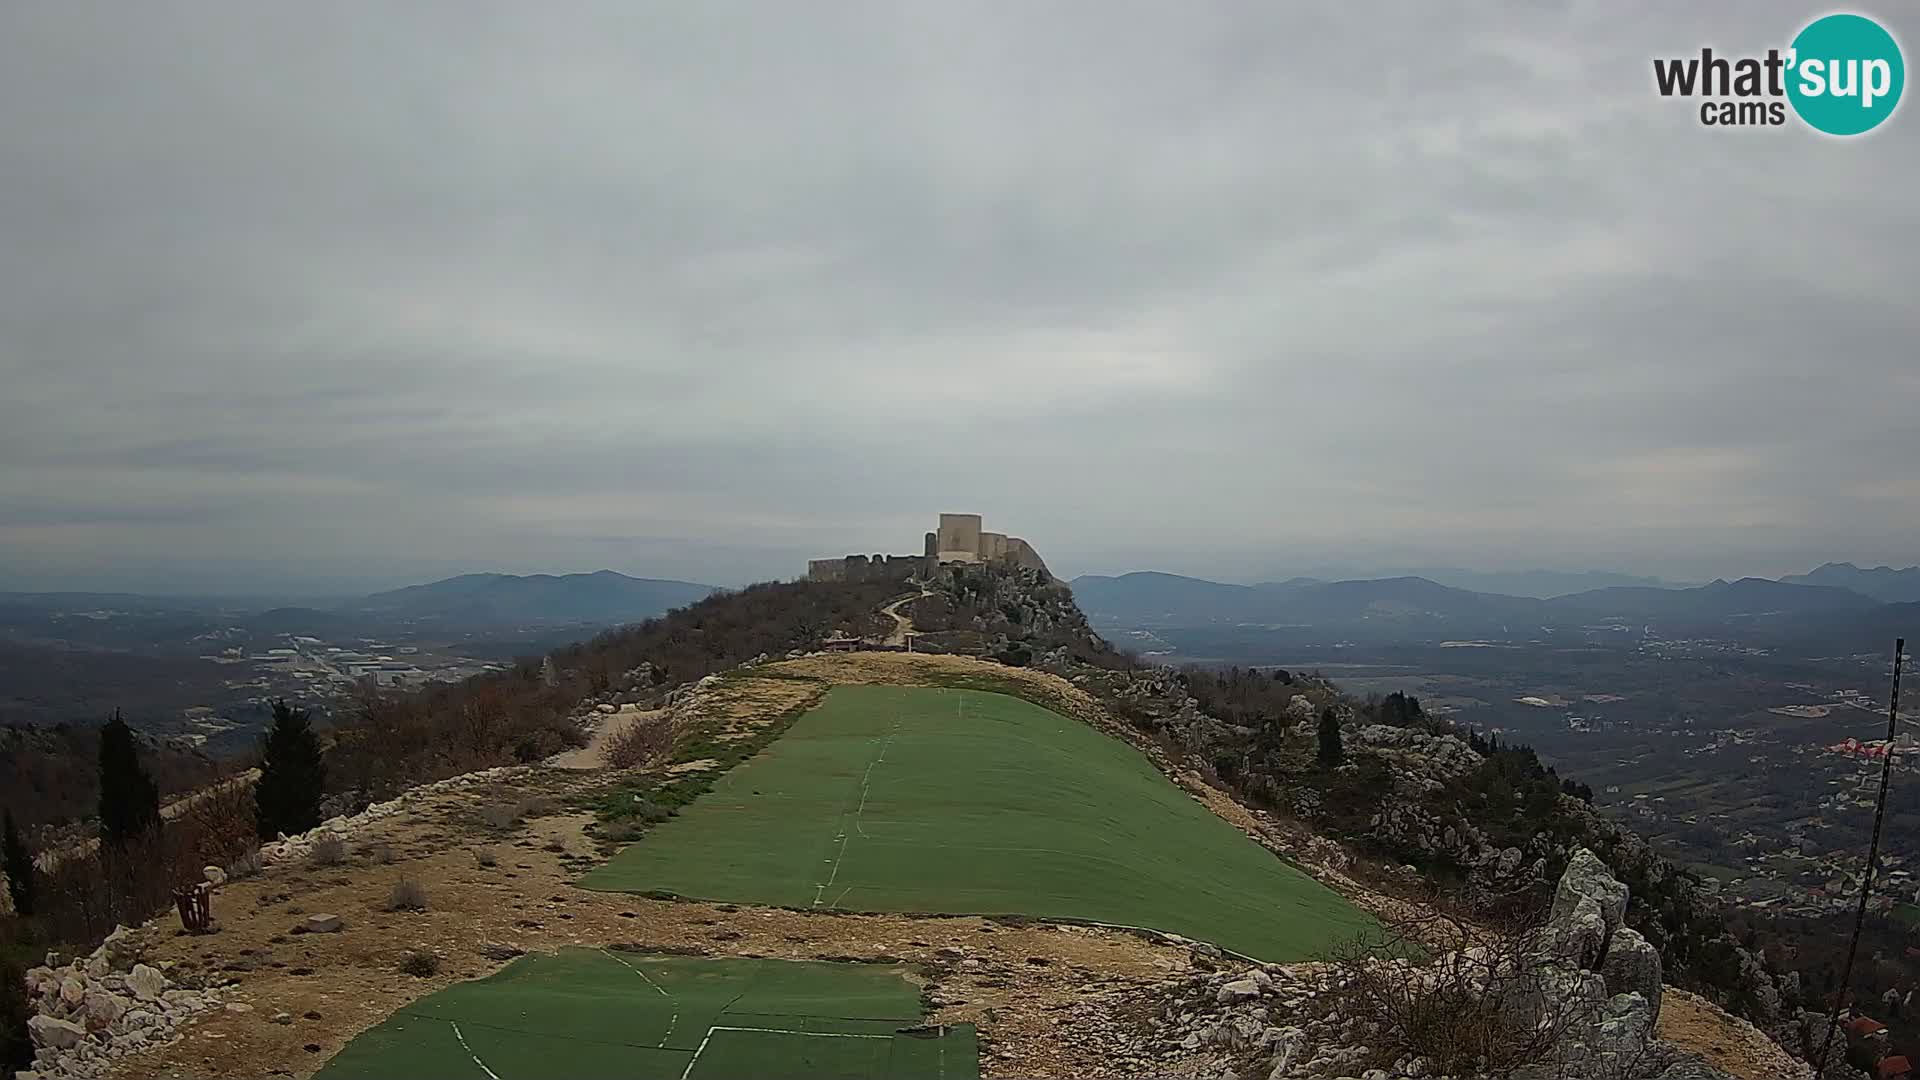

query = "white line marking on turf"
[677,1025,894,1080]
[600,948,678,1047]
[815,717,901,906]
[449,1021,503,1080]
[853,723,900,839]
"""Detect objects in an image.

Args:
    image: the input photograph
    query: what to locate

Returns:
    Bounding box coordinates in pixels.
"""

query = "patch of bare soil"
[547,705,664,770]
[105,763,1191,1080]
[686,673,828,741]
[764,651,1106,722]
[1657,987,1813,1080]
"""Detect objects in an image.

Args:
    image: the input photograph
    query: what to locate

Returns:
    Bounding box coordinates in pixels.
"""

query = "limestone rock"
[304,913,344,933]
[1551,893,1609,969]
[58,977,85,1008]
[126,963,165,1001]
[1601,927,1663,1024]
[1551,847,1628,954]
[100,925,142,972]
[1215,977,1262,1004]
[28,1015,87,1050]
[83,990,125,1031]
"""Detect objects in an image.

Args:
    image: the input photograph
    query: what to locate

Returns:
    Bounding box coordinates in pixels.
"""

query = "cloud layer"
[3,2,1916,591]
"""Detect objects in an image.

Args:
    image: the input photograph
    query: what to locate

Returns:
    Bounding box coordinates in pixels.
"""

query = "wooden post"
[173,881,212,934]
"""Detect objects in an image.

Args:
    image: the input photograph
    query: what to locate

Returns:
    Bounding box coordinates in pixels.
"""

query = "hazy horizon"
[4,4,1916,595]
[5,551,1912,600]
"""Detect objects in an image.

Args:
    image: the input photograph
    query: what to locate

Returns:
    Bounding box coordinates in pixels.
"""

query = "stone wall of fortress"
[807,554,925,584]
[807,513,1049,582]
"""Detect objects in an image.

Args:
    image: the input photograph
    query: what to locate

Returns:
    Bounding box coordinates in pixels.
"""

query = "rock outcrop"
[1147,850,1805,1080]
[17,925,219,1080]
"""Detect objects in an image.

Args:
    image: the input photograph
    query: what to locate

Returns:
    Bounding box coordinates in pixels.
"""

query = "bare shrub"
[478,803,520,831]
[368,842,395,865]
[386,876,428,912]
[35,831,178,947]
[472,848,497,868]
[225,848,264,881]
[176,778,259,868]
[398,949,441,977]
[519,796,558,818]
[604,717,674,770]
[598,821,645,843]
[1322,902,1584,1079]
[307,835,347,867]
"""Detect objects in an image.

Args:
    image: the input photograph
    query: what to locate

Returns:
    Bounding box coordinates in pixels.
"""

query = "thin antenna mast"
[1817,637,1906,1074]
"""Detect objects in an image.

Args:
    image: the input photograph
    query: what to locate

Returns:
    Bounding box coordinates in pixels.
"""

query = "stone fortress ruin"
[807,513,1050,583]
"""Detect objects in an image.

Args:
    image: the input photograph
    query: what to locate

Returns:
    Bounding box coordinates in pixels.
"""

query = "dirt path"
[879,590,930,647]
[547,705,663,770]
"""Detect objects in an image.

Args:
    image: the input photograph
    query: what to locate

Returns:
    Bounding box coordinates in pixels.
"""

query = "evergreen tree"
[1,951,30,1078]
[97,710,160,846]
[255,699,327,840]
[2,809,33,917]
[1316,705,1344,767]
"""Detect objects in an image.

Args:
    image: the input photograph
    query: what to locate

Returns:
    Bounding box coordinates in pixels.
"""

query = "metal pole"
[1817,638,1906,1075]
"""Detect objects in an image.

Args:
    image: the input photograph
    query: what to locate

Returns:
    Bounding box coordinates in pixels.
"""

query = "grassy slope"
[314,949,975,1080]
[582,684,1377,960]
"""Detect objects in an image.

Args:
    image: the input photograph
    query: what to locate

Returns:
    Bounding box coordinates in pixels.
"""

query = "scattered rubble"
[1142,850,1804,1080]
[17,925,220,1080]
[257,764,527,863]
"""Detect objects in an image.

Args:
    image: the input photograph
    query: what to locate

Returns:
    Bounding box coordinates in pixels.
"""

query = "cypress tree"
[255,700,326,840]
[98,710,161,845]
[1,951,30,1077]
[1317,705,1345,768]
[2,809,33,917]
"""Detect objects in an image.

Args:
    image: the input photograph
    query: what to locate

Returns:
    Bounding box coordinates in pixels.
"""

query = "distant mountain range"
[0,571,720,632]
[1068,566,1912,648]
[1780,562,1920,604]
[1277,567,1685,599]
[348,571,717,625]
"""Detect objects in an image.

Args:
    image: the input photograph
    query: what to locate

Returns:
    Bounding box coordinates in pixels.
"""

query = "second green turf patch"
[581,684,1376,960]
[314,950,975,1080]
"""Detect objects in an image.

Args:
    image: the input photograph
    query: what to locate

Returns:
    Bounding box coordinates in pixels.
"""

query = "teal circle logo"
[1787,13,1904,135]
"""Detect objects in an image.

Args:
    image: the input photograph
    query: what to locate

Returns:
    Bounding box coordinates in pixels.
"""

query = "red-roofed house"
[1849,1017,1890,1037]
[1877,1055,1912,1080]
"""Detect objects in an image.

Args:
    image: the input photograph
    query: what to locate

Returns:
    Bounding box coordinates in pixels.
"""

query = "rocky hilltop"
[1149,850,1806,1079]
[2,568,1857,1080]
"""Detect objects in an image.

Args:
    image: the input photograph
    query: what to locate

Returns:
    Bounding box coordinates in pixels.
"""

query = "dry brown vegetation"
[601,715,673,770]
[1321,903,1580,1079]
[324,580,900,802]
[384,876,427,913]
[306,835,346,868]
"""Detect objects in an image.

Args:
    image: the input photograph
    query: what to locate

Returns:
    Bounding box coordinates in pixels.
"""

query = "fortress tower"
[934,513,984,564]
[808,513,1049,582]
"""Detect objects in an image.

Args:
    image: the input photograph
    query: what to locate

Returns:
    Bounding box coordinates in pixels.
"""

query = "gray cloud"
[2,1,1916,592]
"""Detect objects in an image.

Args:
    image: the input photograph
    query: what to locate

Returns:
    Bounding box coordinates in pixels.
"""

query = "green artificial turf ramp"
[314,950,975,1080]
[581,684,1377,960]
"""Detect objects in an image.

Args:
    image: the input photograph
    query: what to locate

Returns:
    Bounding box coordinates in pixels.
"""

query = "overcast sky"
[3,2,1916,593]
